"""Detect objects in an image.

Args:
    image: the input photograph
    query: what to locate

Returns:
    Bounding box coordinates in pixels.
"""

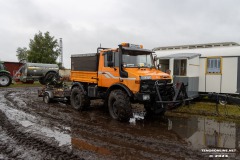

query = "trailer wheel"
[0,72,12,87]
[108,89,132,122]
[218,95,228,105]
[70,87,90,110]
[43,92,51,104]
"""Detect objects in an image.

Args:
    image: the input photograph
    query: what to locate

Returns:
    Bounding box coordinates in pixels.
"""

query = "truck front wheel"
[70,87,90,111]
[0,73,12,87]
[108,89,132,122]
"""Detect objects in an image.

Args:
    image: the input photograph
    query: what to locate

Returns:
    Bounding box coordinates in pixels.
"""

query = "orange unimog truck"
[70,43,188,121]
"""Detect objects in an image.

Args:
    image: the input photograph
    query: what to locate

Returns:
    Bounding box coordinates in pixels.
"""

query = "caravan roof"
[154,42,240,58]
[157,53,201,59]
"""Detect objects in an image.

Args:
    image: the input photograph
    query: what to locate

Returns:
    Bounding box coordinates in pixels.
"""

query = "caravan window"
[207,57,221,73]
[174,59,187,76]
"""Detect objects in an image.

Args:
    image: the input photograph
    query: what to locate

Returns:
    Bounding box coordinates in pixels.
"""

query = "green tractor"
[0,62,12,87]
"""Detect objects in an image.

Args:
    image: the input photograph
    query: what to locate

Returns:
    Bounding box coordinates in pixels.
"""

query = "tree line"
[16,31,62,67]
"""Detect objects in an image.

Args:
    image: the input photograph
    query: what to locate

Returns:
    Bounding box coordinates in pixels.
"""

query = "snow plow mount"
[154,81,191,109]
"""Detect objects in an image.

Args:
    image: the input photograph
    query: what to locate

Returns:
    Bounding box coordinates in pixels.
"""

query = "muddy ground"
[0,87,239,160]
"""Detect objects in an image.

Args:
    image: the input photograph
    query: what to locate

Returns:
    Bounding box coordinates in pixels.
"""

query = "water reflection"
[168,116,240,150]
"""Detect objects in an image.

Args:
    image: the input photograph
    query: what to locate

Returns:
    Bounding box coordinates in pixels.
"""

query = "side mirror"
[153,55,157,62]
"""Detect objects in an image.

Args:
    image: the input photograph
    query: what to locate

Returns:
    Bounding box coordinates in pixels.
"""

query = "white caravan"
[153,42,240,99]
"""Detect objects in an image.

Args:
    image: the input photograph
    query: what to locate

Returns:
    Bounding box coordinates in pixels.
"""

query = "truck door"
[98,51,120,87]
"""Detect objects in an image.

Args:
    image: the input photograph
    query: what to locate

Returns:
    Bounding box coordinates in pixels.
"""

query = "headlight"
[143,94,150,100]
[140,76,152,80]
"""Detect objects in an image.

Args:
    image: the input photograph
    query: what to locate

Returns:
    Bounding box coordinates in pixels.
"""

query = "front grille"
[140,79,171,93]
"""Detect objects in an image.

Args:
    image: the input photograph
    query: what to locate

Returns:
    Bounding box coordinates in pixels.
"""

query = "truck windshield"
[122,51,154,68]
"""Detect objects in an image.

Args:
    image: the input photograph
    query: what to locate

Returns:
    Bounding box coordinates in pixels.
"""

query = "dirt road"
[0,87,238,159]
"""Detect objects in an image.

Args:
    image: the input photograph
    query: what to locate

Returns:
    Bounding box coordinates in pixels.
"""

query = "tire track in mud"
[0,110,84,160]
[0,141,22,160]
[3,89,204,159]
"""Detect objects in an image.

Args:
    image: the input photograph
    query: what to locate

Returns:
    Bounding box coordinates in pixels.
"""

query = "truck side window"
[104,52,114,67]
[104,54,108,67]
[114,52,119,67]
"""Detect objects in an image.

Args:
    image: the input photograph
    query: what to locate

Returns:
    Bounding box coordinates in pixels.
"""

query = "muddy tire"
[70,87,90,110]
[43,92,51,104]
[44,72,58,84]
[108,89,132,122]
[0,72,12,87]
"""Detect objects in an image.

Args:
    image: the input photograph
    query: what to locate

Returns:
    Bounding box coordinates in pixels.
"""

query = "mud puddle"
[0,87,239,159]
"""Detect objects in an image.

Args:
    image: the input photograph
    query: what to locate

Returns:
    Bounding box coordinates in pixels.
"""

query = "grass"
[7,81,42,88]
[6,81,73,88]
[166,101,240,122]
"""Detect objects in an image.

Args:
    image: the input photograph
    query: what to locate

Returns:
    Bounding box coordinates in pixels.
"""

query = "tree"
[16,47,28,62]
[27,31,60,64]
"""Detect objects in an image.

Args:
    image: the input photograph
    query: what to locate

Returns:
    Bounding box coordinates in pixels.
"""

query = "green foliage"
[17,31,60,64]
[16,47,28,62]
[166,101,240,122]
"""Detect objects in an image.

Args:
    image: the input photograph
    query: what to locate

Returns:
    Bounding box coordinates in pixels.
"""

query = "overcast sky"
[0,0,240,68]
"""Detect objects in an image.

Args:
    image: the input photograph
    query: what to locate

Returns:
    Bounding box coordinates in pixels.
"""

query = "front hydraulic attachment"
[154,81,191,109]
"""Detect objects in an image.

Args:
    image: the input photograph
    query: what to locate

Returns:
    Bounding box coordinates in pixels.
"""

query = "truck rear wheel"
[70,87,90,110]
[108,89,132,122]
[0,72,12,87]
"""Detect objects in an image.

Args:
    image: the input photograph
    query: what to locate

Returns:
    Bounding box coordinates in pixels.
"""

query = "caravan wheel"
[218,95,228,105]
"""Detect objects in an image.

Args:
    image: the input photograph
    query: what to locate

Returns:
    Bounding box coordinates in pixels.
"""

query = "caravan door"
[205,57,221,93]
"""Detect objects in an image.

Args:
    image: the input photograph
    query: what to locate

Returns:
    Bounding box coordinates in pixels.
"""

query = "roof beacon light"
[121,43,143,49]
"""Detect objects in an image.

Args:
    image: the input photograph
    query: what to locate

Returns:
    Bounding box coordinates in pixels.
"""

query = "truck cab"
[98,43,172,98]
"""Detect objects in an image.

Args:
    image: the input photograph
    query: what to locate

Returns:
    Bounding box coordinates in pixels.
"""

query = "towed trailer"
[14,63,59,84]
[38,78,71,103]
[207,93,240,106]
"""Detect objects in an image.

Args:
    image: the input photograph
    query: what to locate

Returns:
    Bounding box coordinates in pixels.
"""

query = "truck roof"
[71,53,99,57]
[122,47,153,53]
